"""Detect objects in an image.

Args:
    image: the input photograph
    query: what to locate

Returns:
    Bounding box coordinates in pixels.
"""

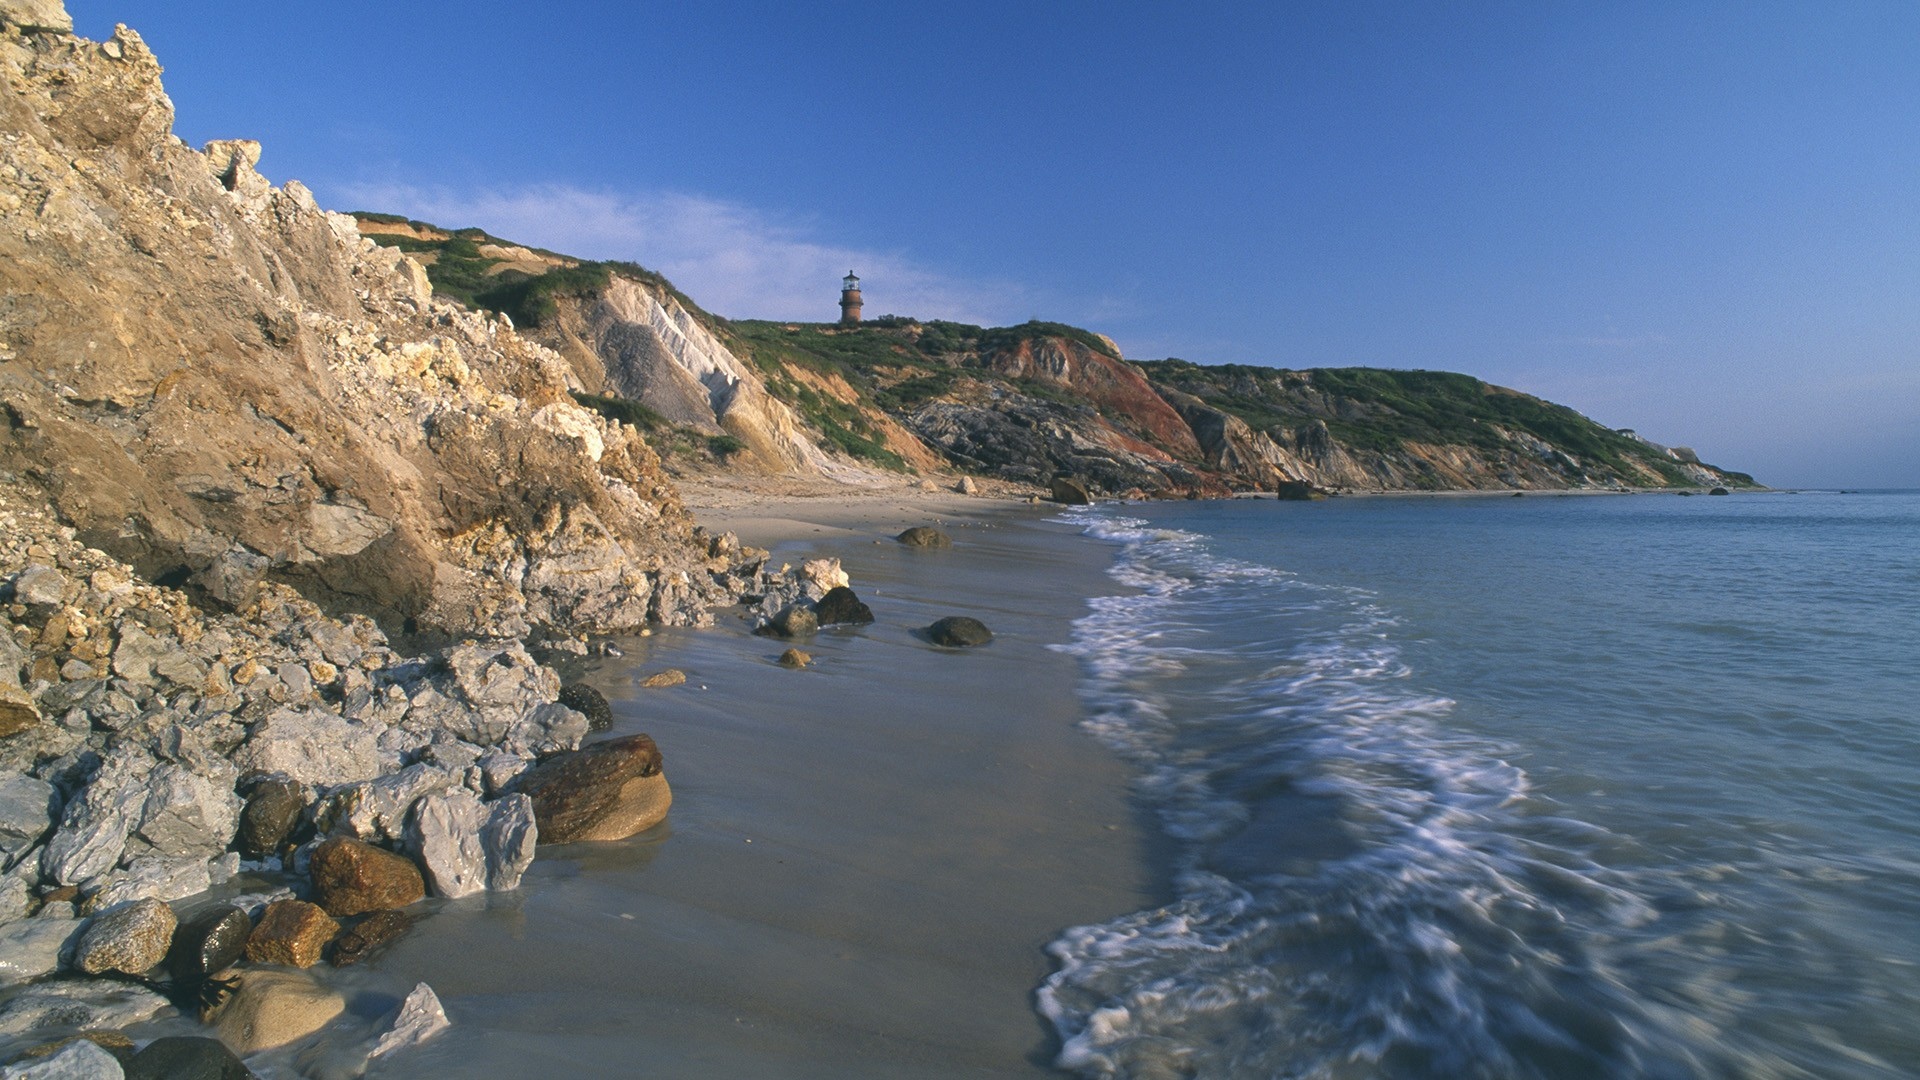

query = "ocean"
[1040,490,1920,1079]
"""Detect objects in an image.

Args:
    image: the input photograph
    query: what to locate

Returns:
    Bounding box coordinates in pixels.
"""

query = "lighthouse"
[838,271,863,325]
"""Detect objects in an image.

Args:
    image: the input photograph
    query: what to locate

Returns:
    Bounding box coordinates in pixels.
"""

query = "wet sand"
[361,490,1165,1077]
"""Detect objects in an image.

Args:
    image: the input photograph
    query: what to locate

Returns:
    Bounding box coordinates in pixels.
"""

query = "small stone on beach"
[777,649,811,669]
[926,616,993,648]
[895,526,951,548]
[639,669,686,689]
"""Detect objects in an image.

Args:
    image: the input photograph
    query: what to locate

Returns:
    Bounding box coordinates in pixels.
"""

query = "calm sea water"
[1041,491,1920,1079]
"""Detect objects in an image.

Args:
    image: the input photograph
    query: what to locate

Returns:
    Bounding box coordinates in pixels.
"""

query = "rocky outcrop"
[0,16,761,638]
[986,337,1201,459]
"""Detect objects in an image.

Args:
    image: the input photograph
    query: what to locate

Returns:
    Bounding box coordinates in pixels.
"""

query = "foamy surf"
[1040,510,1795,1079]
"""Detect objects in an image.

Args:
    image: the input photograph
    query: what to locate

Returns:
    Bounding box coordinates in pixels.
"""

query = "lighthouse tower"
[838,271,863,325]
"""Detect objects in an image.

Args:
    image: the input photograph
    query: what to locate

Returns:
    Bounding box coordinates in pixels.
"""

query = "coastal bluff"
[0,9,766,640]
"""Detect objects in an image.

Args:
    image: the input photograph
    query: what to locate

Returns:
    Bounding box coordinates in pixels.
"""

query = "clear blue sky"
[72,1,1920,486]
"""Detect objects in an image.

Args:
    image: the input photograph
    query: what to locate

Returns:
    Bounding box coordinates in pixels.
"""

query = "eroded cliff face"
[0,16,743,636]
[546,279,833,475]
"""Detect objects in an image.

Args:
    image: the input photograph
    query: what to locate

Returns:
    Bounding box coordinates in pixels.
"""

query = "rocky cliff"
[0,16,753,638]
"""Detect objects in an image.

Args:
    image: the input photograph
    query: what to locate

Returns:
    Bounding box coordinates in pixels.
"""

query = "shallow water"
[1042,491,1920,1079]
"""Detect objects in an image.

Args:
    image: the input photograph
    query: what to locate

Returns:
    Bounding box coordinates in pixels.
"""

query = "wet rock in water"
[0,978,168,1038]
[331,909,413,967]
[0,1038,126,1079]
[368,982,451,1059]
[1709,486,1730,495]
[0,775,58,865]
[516,734,672,843]
[753,605,817,640]
[895,526,951,548]
[74,897,175,976]
[122,1036,251,1080]
[557,683,614,731]
[406,791,537,898]
[212,968,345,1055]
[777,649,811,669]
[926,616,993,647]
[0,914,78,986]
[639,669,685,689]
[243,900,338,968]
[167,906,252,982]
[814,586,874,626]
[1049,477,1093,505]
[236,778,307,858]
[308,838,425,916]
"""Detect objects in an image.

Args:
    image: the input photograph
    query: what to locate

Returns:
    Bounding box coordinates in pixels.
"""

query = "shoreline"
[352,481,1168,1076]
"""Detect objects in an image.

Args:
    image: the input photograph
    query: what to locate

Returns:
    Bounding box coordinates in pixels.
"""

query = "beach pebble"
[777,649,811,669]
[309,837,425,916]
[243,899,338,968]
[814,586,874,626]
[73,896,174,976]
[212,968,345,1055]
[517,734,671,843]
[895,526,951,548]
[639,669,686,689]
[926,616,993,648]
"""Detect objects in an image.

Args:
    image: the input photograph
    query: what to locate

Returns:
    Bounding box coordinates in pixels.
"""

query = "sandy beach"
[347,478,1165,1077]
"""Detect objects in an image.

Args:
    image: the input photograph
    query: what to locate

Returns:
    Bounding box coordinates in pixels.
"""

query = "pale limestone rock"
[40,749,152,886]
[318,763,461,843]
[124,761,242,862]
[407,791,536,898]
[0,915,77,986]
[369,982,451,1059]
[0,775,57,863]
[0,1038,125,1079]
[8,566,67,608]
[84,853,211,910]
[234,706,383,787]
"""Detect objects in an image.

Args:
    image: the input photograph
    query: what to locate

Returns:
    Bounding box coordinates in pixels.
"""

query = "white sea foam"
[1038,509,1786,1079]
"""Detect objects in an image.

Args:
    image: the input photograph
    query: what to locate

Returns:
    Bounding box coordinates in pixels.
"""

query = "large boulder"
[212,968,345,1055]
[1050,477,1093,505]
[515,734,671,843]
[0,775,58,863]
[0,916,80,986]
[308,838,424,916]
[0,1038,125,1080]
[236,778,307,857]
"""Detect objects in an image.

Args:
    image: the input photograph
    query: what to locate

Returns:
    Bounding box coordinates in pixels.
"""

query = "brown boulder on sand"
[516,734,672,843]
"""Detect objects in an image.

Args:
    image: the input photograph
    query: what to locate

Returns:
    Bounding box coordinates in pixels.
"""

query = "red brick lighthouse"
[838,271,863,325]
